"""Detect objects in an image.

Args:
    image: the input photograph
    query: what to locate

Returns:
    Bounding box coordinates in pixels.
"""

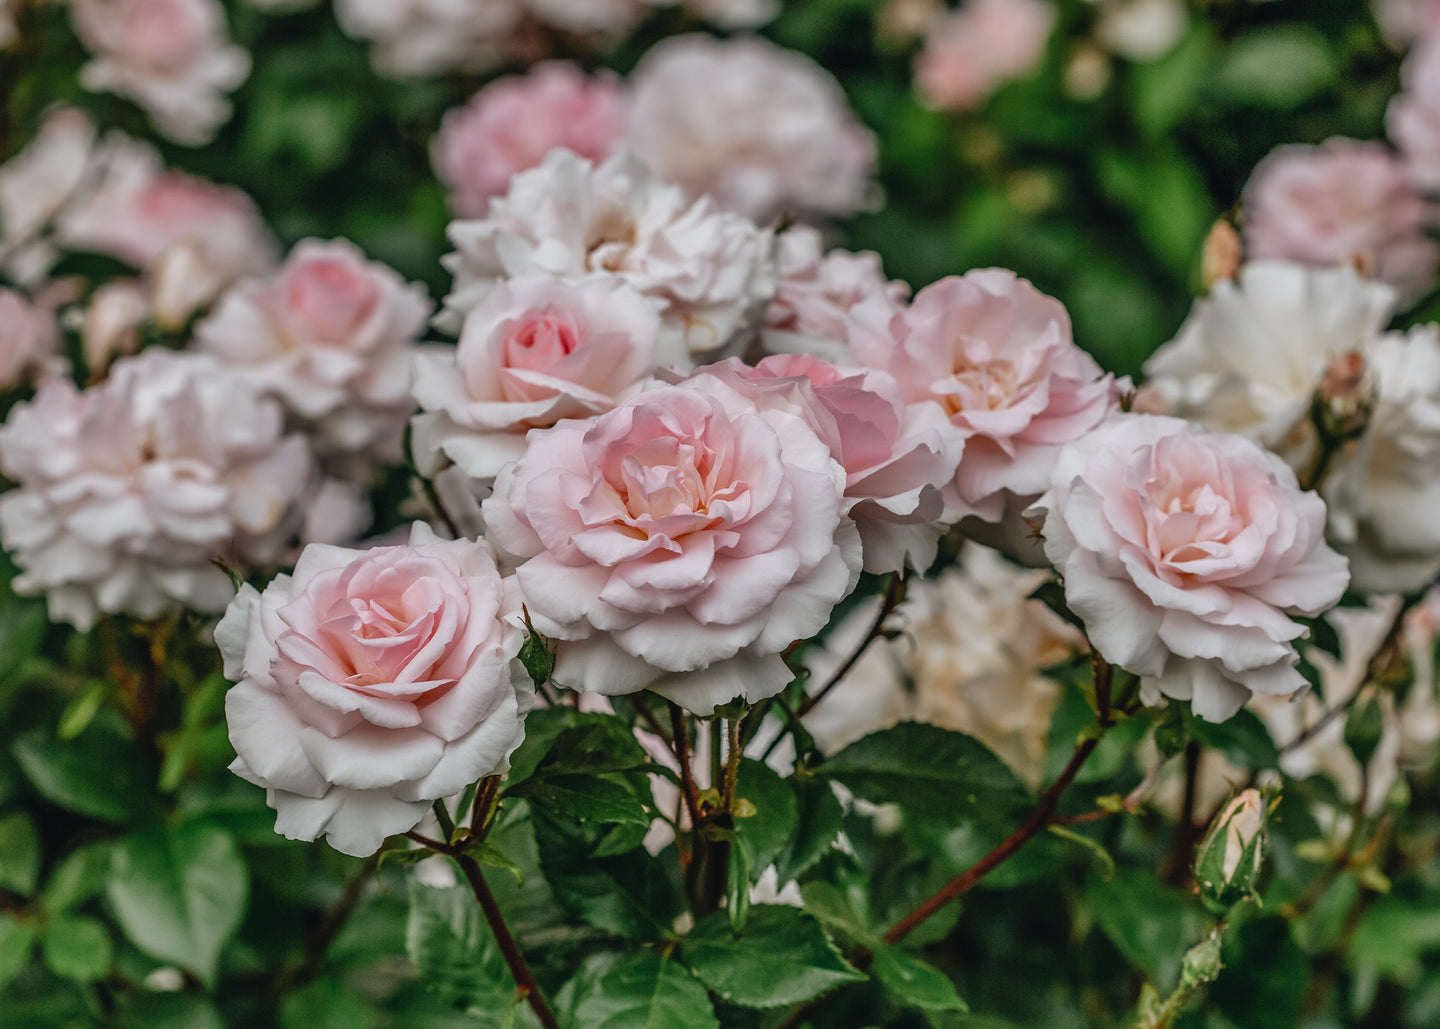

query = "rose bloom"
[1372,0,1440,47]
[1031,413,1350,722]
[411,273,665,484]
[483,381,862,715]
[525,0,647,32]
[1242,138,1439,303]
[659,0,779,27]
[1091,0,1188,62]
[196,238,431,467]
[433,63,626,219]
[850,268,1119,523]
[625,34,877,224]
[915,0,1057,111]
[216,524,531,856]
[0,350,313,630]
[1143,260,1440,592]
[760,225,909,362]
[70,0,250,145]
[685,355,962,574]
[333,0,522,78]
[441,148,777,362]
[56,131,277,296]
[0,107,98,285]
[1388,36,1440,194]
[0,289,60,392]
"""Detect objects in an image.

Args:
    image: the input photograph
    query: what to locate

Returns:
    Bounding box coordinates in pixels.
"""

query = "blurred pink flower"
[915,0,1056,111]
[433,63,626,218]
[1388,35,1440,194]
[625,34,878,223]
[1243,138,1439,302]
[71,0,249,145]
[0,289,59,392]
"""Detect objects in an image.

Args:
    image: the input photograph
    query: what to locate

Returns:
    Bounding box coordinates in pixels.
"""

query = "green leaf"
[682,905,865,1009]
[1129,22,1217,138]
[43,841,114,913]
[816,723,1031,825]
[511,774,650,828]
[734,759,798,878]
[106,821,248,986]
[536,721,653,778]
[1185,708,1280,769]
[775,778,844,883]
[1211,25,1337,109]
[1088,874,1206,988]
[404,879,509,1009]
[572,951,719,1029]
[41,915,111,982]
[0,811,40,895]
[12,721,154,823]
[116,994,225,1029]
[0,556,49,685]
[534,814,679,940]
[1348,896,1440,981]
[280,975,376,1029]
[870,945,968,1013]
[0,913,37,991]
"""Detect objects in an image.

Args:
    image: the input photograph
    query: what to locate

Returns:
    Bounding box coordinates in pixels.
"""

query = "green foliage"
[570,952,718,1029]
[682,905,865,1008]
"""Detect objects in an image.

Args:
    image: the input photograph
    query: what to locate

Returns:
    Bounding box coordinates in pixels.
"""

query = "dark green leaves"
[12,720,155,823]
[815,723,1031,825]
[571,952,718,1029]
[405,880,511,1011]
[106,822,248,986]
[682,905,864,1008]
[0,811,39,894]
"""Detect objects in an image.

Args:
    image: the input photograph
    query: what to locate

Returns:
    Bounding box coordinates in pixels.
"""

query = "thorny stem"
[722,714,742,813]
[668,701,703,832]
[405,832,560,1029]
[883,730,1105,943]
[797,573,906,719]
[1164,743,1203,887]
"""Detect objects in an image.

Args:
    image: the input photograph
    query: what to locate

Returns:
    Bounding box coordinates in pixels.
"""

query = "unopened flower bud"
[1201,220,1242,287]
[1194,788,1267,912]
[151,240,222,331]
[1312,350,1374,443]
[82,280,149,375]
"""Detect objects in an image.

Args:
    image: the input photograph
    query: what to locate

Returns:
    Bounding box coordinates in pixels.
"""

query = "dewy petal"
[269,786,431,857]
[297,723,445,791]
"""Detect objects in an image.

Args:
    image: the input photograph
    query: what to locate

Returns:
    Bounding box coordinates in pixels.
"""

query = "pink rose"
[57,133,277,290]
[685,355,963,573]
[0,107,98,285]
[1388,35,1440,194]
[624,34,878,223]
[333,0,522,78]
[760,225,909,361]
[216,524,531,856]
[915,0,1056,111]
[71,0,250,145]
[850,268,1118,522]
[1030,414,1350,721]
[482,382,862,714]
[1243,138,1439,302]
[196,238,430,465]
[433,63,625,218]
[411,273,665,482]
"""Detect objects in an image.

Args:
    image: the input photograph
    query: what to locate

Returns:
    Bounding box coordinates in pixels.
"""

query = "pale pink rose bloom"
[1243,138,1439,303]
[626,34,877,224]
[70,0,249,145]
[685,355,963,574]
[432,63,626,219]
[0,350,313,630]
[651,0,779,27]
[850,268,1118,523]
[441,149,777,362]
[412,273,664,483]
[196,238,431,466]
[483,382,862,715]
[0,108,99,284]
[1388,35,1440,194]
[57,133,277,292]
[1030,413,1350,722]
[1373,0,1440,47]
[760,225,909,362]
[525,0,647,32]
[0,290,60,392]
[334,0,521,78]
[82,279,151,373]
[915,0,1057,111]
[1092,0,1188,62]
[215,523,532,856]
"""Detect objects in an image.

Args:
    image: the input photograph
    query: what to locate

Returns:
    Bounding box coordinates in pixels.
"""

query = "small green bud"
[517,606,555,687]
[1194,788,1267,913]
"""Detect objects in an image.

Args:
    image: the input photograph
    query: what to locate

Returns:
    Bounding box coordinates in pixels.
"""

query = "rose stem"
[797,572,905,718]
[667,701,704,830]
[454,853,561,1029]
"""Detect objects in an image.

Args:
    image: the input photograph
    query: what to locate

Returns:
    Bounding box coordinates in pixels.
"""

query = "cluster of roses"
[178,140,1370,856]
